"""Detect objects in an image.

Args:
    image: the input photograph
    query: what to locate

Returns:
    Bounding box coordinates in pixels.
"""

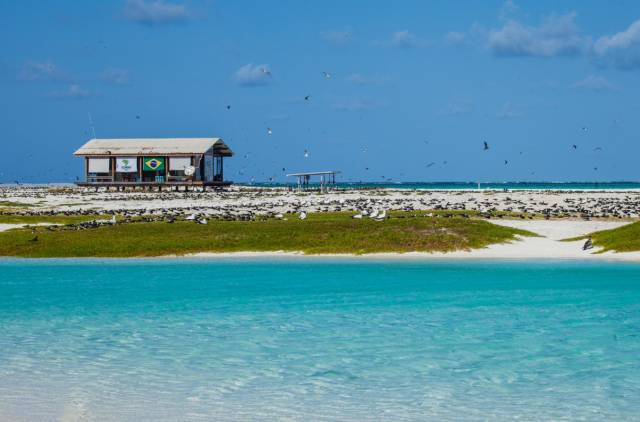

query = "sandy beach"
[2,186,640,218]
[2,186,639,260]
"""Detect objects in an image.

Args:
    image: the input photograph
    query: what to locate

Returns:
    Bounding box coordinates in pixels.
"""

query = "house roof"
[74,138,233,156]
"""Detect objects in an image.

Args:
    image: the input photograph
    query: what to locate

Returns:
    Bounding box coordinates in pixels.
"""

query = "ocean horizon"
[5,181,640,190]
[247,181,640,190]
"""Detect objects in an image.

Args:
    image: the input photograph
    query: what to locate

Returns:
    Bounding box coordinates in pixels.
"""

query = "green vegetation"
[568,221,640,253]
[0,201,33,208]
[0,212,534,258]
[0,214,102,225]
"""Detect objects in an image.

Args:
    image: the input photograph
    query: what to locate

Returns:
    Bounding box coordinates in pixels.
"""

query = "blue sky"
[2,0,640,183]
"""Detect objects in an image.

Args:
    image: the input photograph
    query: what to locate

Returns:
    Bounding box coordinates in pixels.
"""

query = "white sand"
[2,187,639,261]
[0,223,55,233]
[0,224,32,232]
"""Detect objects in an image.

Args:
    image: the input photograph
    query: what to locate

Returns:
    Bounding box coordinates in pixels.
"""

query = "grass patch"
[566,221,640,253]
[0,201,34,208]
[0,214,103,225]
[0,212,534,258]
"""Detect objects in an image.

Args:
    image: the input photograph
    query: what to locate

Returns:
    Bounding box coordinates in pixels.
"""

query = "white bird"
[275,213,284,219]
[108,215,116,224]
[369,210,379,219]
[299,211,307,220]
[304,149,309,158]
[197,218,208,225]
[267,127,273,135]
[352,214,363,219]
[376,210,387,220]
[322,71,332,79]
[185,214,197,221]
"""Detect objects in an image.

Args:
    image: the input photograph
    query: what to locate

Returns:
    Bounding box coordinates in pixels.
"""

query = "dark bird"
[504,160,508,165]
[29,235,38,242]
[483,141,489,151]
[572,144,578,149]
[426,162,436,167]
[226,105,231,110]
[322,71,332,79]
[304,95,310,101]
[594,147,603,151]
[135,115,140,119]
[583,237,593,251]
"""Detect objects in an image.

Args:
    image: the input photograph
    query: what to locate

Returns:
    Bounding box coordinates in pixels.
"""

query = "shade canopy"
[74,138,233,157]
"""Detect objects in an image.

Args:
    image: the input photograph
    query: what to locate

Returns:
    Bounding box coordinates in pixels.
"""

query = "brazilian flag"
[143,157,165,171]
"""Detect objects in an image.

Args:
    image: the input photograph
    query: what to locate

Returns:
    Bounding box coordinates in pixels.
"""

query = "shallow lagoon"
[1,259,639,421]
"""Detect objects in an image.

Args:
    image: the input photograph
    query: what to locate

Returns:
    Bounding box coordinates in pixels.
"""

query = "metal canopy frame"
[286,171,340,191]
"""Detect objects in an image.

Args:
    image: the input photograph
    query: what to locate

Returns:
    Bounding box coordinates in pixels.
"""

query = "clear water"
[1,259,639,421]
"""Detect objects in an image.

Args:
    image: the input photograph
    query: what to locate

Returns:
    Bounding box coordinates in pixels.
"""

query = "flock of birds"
[4,188,640,238]
[212,67,612,184]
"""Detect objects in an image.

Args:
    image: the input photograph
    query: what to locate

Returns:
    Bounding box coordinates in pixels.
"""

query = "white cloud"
[498,0,519,21]
[571,75,616,91]
[445,31,467,46]
[18,61,67,81]
[488,12,589,57]
[332,98,384,111]
[593,19,640,69]
[101,68,129,85]
[496,101,524,119]
[347,73,384,86]
[124,0,191,25]
[48,84,95,99]
[234,63,272,86]
[378,30,429,48]
[442,99,474,116]
[321,29,353,46]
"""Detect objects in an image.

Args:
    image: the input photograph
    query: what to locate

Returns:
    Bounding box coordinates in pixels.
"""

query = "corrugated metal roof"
[74,138,233,156]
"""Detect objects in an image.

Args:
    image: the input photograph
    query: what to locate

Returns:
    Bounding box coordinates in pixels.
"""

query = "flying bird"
[483,141,489,151]
[572,144,578,149]
[226,105,231,110]
[304,149,309,158]
[267,128,273,135]
[426,162,436,167]
[322,71,332,79]
[504,160,508,165]
[304,95,310,101]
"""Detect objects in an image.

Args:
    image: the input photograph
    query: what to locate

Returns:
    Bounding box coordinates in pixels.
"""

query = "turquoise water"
[1,259,640,421]
[247,181,640,190]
